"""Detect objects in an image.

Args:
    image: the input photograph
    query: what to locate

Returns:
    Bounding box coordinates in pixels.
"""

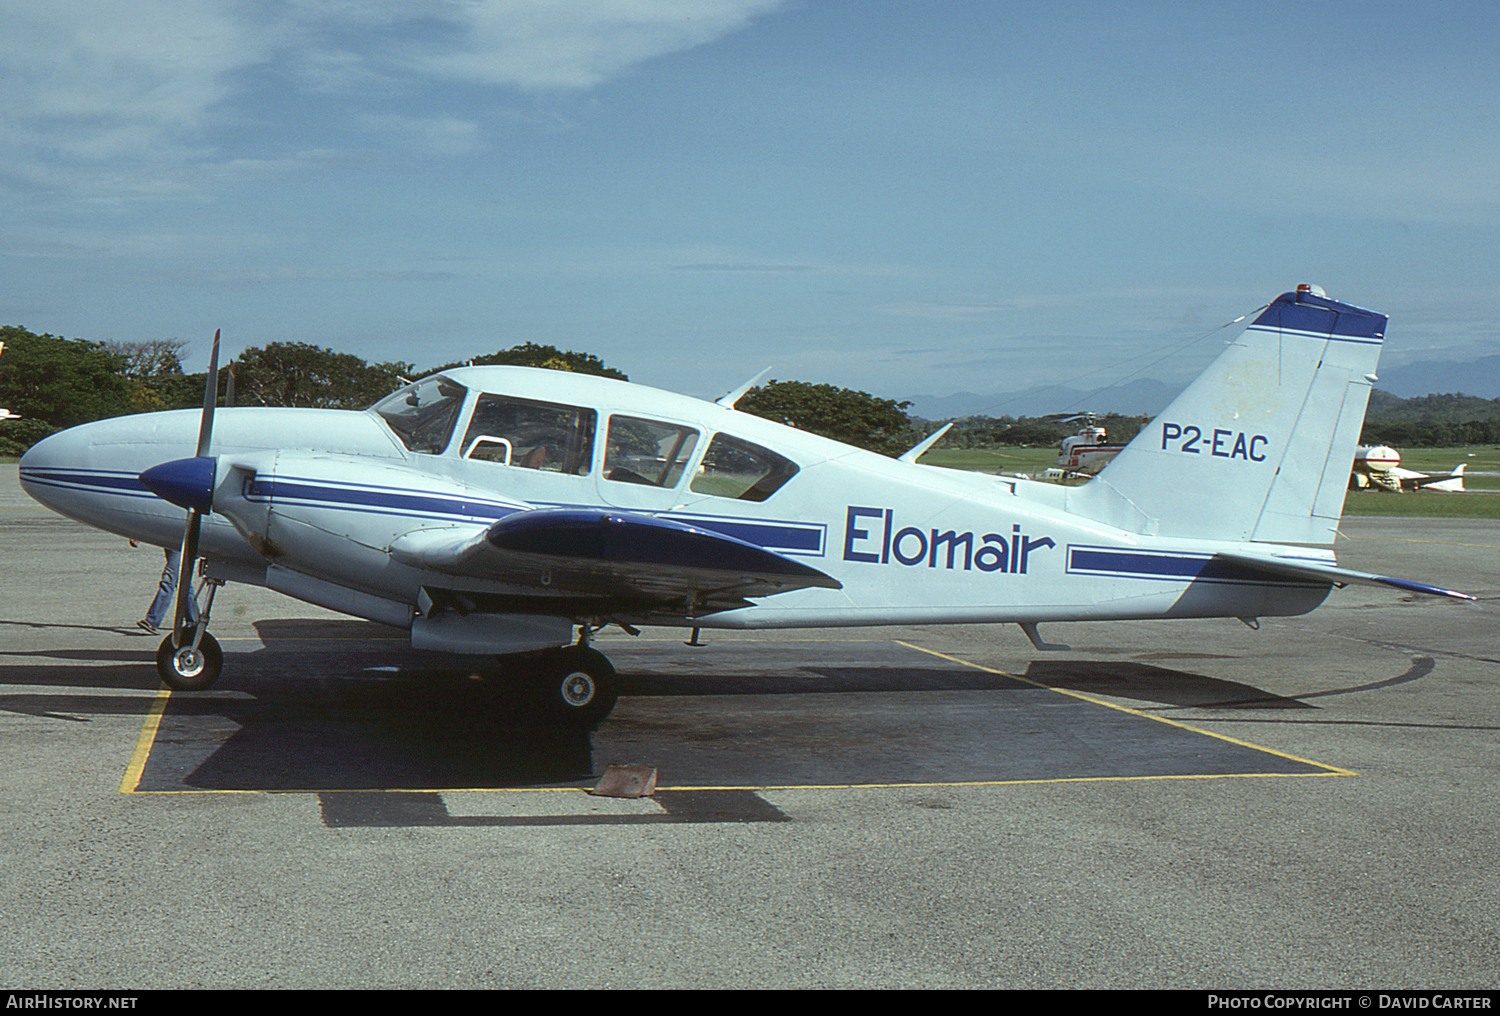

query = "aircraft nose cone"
[139,456,217,513]
[17,426,93,509]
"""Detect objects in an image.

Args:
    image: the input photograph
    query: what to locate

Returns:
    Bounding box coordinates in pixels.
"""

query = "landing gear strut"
[155,576,224,691]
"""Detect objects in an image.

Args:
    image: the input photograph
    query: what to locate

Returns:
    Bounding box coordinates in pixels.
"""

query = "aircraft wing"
[391,508,842,615]
[1214,551,1476,602]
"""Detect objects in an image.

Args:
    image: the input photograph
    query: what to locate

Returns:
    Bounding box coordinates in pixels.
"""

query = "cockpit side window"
[603,416,700,488]
[689,433,799,502]
[370,376,468,455]
[460,394,596,475]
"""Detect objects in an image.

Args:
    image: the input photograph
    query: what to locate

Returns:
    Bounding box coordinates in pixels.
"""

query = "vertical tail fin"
[1066,286,1386,545]
[1421,463,1466,492]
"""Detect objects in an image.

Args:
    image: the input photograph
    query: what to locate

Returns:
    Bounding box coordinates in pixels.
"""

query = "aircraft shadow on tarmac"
[1018,660,1316,711]
[98,617,1351,801]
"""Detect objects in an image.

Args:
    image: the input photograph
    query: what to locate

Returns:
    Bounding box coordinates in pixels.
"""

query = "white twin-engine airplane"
[18,286,1475,726]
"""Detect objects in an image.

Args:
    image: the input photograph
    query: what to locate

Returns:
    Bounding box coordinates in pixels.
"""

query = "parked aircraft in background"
[1033,414,1127,482]
[0,342,16,420]
[18,286,1474,726]
[1350,445,1467,492]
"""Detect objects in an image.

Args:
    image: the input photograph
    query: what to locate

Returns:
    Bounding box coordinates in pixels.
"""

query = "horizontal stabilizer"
[1215,551,1476,602]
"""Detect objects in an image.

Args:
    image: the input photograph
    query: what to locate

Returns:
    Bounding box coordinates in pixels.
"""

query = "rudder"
[1066,286,1386,545]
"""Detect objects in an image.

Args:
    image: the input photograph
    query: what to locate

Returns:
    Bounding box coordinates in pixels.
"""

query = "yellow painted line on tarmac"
[119,636,1354,797]
[660,772,1349,791]
[895,641,1357,778]
[118,684,173,794]
[125,770,1351,796]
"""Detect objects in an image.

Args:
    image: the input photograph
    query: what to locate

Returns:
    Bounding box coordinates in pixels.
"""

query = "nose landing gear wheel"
[156,631,223,691]
[539,646,618,727]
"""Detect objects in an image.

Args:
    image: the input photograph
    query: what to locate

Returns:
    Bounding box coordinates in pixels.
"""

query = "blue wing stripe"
[1375,576,1475,600]
[244,476,825,554]
[485,509,841,588]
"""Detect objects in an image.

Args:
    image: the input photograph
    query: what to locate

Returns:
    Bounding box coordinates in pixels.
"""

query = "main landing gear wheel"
[156,631,223,691]
[537,646,618,727]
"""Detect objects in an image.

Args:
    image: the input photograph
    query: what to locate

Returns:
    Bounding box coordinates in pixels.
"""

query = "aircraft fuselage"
[20,368,1333,638]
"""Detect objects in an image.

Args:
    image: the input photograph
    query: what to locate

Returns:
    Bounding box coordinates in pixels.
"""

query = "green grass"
[1342,489,1497,517]
[919,446,1058,474]
[918,445,1500,519]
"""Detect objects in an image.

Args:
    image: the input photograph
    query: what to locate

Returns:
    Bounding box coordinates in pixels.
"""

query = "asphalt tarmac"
[1,464,1496,989]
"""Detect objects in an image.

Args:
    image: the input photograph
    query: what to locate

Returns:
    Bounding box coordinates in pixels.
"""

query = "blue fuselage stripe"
[1067,546,1324,586]
[26,468,830,558]
[19,468,156,498]
[245,477,523,522]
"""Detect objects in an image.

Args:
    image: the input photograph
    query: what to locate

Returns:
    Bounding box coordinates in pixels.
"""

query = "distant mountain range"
[904,379,1183,421]
[905,355,1500,421]
[1373,355,1500,400]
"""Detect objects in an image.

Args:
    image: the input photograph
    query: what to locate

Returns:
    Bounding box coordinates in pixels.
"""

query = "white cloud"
[405,0,787,90]
[0,0,787,199]
[1,1,268,157]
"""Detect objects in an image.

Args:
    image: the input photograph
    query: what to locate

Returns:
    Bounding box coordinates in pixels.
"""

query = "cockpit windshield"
[370,376,468,454]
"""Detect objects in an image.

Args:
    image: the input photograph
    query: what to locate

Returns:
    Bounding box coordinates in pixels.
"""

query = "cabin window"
[460,394,596,475]
[603,416,699,488]
[370,376,467,455]
[689,433,799,502]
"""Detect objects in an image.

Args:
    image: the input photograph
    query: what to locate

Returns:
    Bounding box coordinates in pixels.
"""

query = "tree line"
[3,323,1495,458]
[923,413,1149,449]
[0,326,916,456]
[1359,390,1500,447]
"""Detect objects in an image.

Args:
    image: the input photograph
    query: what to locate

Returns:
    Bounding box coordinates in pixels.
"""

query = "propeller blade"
[195,329,220,458]
[174,328,220,640]
[172,511,203,639]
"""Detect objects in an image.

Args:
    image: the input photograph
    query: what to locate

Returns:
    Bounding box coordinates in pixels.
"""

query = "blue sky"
[3,1,1496,415]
